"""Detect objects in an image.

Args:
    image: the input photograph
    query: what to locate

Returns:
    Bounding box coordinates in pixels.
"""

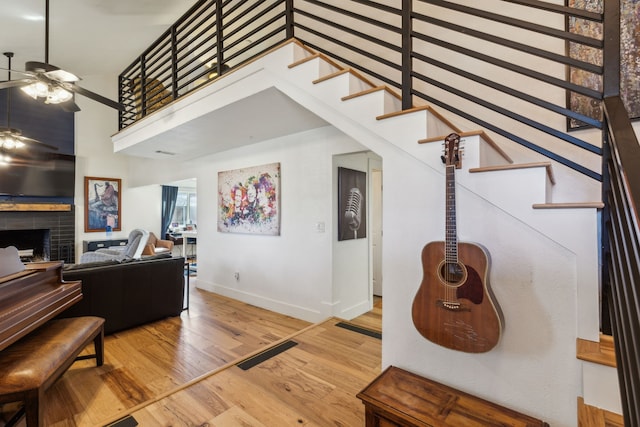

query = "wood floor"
[0,279,382,427]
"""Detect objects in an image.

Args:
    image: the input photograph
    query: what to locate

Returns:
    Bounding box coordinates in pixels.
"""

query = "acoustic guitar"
[411,133,503,353]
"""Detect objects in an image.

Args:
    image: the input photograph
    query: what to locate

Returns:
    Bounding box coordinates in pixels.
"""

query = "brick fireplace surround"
[0,207,75,263]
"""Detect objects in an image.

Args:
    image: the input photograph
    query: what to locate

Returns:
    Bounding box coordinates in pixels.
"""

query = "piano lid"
[0,261,82,351]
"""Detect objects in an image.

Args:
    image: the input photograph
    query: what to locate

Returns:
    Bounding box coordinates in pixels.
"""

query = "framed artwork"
[218,162,280,235]
[338,167,367,241]
[567,0,640,129]
[84,177,121,232]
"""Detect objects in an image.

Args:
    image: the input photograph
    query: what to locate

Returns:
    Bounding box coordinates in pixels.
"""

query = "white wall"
[128,125,373,323]
[74,74,163,261]
[381,147,580,425]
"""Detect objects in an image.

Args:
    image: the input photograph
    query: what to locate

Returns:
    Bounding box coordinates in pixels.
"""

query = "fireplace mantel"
[0,203,72,212]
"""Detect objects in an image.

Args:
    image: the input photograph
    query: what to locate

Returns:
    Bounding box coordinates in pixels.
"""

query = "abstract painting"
[567,0,640,128]
[218,162,280,235]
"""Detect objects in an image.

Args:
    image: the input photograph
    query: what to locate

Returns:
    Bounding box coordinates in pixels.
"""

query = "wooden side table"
[357,366,548,426]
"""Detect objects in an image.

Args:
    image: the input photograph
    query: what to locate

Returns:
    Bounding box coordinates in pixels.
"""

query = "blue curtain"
[161,186,179,238]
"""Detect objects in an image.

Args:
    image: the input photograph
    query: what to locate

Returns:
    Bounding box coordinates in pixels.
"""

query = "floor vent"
[106,415,138,427]
[236,340,298,370]
[336,322,382,339]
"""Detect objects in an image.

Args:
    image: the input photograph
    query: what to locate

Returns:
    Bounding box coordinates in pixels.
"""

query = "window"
[171,190,197,227]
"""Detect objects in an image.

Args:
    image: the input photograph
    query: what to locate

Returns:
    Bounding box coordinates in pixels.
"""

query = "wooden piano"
[0,261,105,427]
[0,261,82,352]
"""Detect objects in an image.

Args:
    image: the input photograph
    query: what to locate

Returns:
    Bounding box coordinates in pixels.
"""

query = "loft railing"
[119,0,606,183]
[120,0,638,423]
[118,0,291,128]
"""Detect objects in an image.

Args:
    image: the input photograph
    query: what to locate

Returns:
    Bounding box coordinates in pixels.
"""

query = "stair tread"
[342,85,401,102]
[533,202,604,209]
[578,397,624,427]
[471,162,554,185]
[577,335,616,367]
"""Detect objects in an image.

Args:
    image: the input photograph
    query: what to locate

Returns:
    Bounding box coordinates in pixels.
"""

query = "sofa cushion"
[127,253,172,262]
[64,260,121,271]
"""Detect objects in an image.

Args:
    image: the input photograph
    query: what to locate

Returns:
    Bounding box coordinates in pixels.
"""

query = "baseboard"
[201,281,325,323]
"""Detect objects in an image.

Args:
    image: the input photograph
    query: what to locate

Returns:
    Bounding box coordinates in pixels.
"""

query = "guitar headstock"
[441,133,462,169]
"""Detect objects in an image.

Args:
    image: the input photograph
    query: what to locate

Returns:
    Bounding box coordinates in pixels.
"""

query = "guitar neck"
[445,164,458,263]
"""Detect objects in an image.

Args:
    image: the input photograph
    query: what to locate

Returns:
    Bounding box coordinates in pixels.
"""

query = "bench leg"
[23,389,43,427]
[73,326,105,366]
[94,327,104,367]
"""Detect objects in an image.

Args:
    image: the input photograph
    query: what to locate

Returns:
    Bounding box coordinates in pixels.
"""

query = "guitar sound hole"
[438,261,466,286]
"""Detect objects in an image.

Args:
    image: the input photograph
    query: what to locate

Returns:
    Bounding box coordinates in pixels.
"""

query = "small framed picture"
[84,177,122,232]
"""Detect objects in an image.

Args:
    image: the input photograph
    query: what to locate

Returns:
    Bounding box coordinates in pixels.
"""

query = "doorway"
[372,168,382,297]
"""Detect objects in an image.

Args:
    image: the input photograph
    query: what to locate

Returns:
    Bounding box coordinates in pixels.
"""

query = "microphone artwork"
[344,187,362,239]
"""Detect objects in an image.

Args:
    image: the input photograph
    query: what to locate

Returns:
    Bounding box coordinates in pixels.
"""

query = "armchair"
[80,229,149,263]
[142,232,174,256]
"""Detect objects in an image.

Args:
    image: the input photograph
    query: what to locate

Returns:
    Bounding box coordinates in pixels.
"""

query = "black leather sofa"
[58,255,185,334]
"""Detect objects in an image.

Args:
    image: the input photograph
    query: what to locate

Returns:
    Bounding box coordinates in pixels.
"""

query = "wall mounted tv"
[0,152,76,198]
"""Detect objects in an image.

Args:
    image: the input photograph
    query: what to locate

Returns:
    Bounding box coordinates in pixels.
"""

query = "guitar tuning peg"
[440,155,446,164]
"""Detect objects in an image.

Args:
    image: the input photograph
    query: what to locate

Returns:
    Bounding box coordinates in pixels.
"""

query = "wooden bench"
[0,316,105,427]
[358,366,549,426]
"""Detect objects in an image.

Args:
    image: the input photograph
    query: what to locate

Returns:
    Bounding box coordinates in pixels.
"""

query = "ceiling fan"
[0,0,124,112]
[1,51,58,164]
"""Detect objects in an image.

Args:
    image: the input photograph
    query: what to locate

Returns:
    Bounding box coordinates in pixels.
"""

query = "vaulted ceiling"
[0,0,195,78]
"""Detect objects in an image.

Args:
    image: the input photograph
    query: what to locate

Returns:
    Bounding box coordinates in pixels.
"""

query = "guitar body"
[412,240,503,353]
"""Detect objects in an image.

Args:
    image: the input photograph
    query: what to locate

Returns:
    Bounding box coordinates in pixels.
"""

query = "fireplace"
[0,208,75,263]
[0,229,51,261]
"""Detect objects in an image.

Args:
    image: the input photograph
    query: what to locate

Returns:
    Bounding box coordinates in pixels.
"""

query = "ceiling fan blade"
[59,98,81,112]
[0,66,37,78]
[45,68,80,83]
[0,79,32,90]
[69,83,125,111]
[17,135,59,151]
[25,61,58,74]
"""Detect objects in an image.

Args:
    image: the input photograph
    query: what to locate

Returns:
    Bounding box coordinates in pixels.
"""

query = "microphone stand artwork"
[338,167,367,241]
[344,187,362,239]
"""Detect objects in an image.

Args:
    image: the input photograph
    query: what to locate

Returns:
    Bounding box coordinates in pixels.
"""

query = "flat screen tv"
[0,152,75,198]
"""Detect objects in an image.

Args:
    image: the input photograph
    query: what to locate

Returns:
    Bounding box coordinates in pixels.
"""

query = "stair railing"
[601,2,639,423]
[602,94,640,426]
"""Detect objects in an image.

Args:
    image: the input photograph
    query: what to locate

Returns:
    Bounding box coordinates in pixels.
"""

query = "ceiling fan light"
[46,86,73,104]
[21,81,49,99]
[2,137,17,150]
[0,154,11,165]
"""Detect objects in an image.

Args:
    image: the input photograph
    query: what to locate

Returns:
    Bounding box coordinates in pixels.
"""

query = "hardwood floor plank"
[125,318,382,426]
[209,405,267,427]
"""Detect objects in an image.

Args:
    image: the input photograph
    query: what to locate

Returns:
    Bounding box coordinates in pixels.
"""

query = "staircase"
[113,39,621,426]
